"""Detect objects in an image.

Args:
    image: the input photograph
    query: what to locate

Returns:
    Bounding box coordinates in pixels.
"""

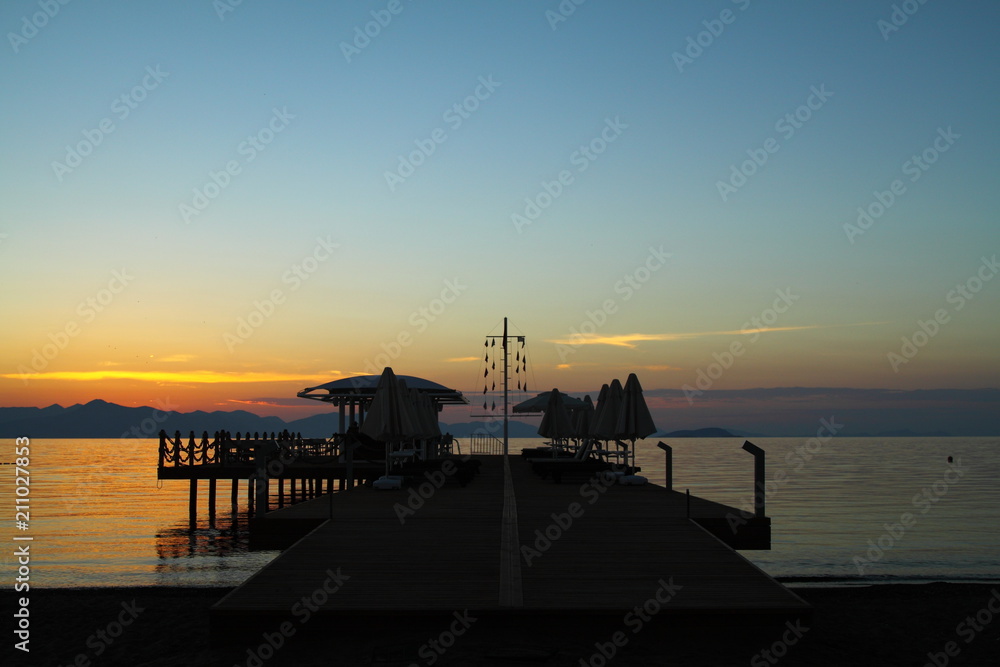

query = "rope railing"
[157,429,312,468]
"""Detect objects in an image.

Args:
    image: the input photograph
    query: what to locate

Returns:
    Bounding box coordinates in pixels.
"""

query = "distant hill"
[0,400,541,439]
[0,399,287,438]
[438,421,539,438]
[851,429,952,437]
[656,427,737,438]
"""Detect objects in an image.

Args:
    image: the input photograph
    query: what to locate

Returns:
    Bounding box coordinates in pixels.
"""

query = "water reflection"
[1,437,998,588]
[154,515,249,561]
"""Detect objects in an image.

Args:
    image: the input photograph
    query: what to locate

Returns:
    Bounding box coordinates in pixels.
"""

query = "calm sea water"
[1,437,998,588]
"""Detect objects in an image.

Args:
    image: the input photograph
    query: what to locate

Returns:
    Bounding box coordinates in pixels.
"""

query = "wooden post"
[254,443,268,518]
[208,479,217,523]
[278,478,285,508]
[657,441,672,491]
[231,479,239,513]
[742,440,766,518]
[188,479,198,526]
[248,477,255,517]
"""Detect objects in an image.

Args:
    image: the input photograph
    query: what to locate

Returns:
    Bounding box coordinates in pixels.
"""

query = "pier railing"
[469,433,505,455]
[157,430,326,468]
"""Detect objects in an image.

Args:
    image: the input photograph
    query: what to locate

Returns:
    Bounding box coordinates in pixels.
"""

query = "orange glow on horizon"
[1,370,337,384]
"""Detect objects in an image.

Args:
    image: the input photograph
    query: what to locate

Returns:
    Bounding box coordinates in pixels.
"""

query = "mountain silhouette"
[0,400,540,439]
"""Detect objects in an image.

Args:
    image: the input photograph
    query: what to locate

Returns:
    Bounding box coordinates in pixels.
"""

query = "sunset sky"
[2,1,998,427]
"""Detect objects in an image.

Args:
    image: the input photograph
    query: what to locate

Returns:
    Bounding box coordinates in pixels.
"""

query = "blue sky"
[1,1,998,422]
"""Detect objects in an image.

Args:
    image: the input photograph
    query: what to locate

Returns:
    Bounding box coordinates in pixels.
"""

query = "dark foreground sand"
[5,583,1000,666]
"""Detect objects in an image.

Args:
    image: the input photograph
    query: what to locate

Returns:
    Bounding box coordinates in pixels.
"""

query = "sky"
[1,1,998,430]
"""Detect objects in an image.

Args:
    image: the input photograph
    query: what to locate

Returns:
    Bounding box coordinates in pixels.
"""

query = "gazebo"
[297,372,467,435]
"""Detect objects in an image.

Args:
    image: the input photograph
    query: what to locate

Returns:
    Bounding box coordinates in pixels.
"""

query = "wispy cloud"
[3,370,331,384]
[547,322,886,348]
[445,356,480,362]
[156,354,197,363]
[224,398,301,408]
[640,364,682,372]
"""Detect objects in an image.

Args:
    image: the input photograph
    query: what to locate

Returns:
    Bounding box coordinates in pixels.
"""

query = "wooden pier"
[210,454,808,641]
[156,430,384,524]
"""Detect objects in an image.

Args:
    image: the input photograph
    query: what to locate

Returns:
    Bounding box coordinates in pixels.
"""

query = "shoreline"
[7,582,1000,666]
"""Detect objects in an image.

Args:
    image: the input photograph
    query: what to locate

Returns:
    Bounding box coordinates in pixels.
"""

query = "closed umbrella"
[591,380,623,439]
[537,388,575,443]
[513,390,586,413]
[616,373,657,470]
[592,379,625,464]
[360,367,419,474]
[572,394,595,442]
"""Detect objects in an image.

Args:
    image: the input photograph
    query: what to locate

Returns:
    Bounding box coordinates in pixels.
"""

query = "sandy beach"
[6,583,999,666]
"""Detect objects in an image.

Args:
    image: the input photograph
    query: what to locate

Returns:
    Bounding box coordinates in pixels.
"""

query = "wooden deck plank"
[212,454,808,632]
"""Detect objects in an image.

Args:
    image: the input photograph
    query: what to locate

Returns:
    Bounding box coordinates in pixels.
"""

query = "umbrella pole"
[503,317,508,457]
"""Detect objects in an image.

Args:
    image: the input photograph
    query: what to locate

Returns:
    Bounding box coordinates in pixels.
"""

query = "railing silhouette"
[469,432,505,455]
[157,429,318,468]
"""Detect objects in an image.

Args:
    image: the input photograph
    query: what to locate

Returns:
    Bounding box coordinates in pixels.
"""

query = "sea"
[1,436,998,589]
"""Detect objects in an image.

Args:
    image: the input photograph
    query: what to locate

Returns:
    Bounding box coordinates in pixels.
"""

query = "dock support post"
[208,479,217,524]
[231,479,239,514]
[248,477,255,517]
[254,444,268,518]
[657,441,672,491]
[188,480,198,526]
[742,440,766,518]
[254,474,267,517]
[278,479,285,508]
